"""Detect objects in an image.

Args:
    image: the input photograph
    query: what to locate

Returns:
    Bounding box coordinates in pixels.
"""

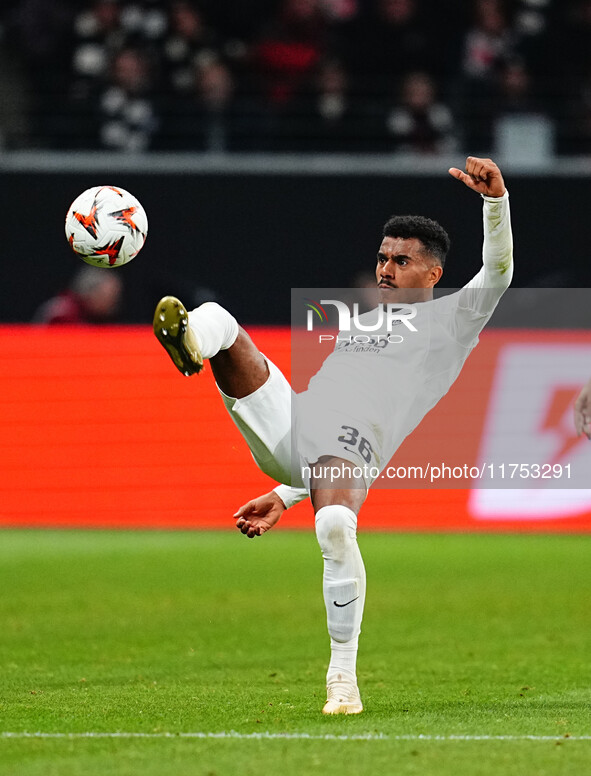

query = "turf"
[1,530,591,775]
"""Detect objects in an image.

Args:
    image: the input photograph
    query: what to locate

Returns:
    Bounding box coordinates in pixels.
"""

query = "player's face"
[376,237,443,298]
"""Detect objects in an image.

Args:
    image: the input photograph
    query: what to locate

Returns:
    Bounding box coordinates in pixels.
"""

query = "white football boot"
[322,672,363,715]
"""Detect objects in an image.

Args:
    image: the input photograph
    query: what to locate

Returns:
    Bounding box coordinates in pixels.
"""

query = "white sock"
[328,638,359,679]
[187,302,239,360]
[315,505,366,682]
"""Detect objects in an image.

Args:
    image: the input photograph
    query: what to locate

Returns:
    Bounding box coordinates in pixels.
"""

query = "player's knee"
[315,505,357,562]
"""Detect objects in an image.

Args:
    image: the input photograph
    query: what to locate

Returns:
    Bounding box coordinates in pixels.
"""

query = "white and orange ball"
[65,185,148,267]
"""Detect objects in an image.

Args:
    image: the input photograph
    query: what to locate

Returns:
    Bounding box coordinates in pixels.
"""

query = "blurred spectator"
[385,70,457,154]
[252,0,328,107]
[97,46,159,151]
[65,1,164,150]
[491,57,555,162]
[33,267,123,325]
[245,0,332,149]
[268,56,381,151]
[303,57,358,150]
[457,0,516,152]
[494,56,539,115]
[162,1,219,94]
[339,0,439,101]
[70,0,125,96]
[118,1,167,44]
[159,53,249,151]
[461,0,514,82]
[320,0,359,22]
[70,0,164,92]
[512,0,554,70]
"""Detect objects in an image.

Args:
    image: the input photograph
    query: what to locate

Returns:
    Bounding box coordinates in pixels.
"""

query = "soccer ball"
[65,185,148,267]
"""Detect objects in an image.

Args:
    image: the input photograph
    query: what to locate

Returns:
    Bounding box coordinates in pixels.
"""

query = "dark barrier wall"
[1,171,589,324]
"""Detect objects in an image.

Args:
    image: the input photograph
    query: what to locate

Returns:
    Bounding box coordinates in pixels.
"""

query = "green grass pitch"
[1,530,591,775]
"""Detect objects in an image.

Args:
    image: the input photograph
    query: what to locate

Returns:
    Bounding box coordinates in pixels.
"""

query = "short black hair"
[382,215,450,267]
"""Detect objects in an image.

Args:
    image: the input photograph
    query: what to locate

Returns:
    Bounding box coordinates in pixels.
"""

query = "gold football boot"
[153,296,203,376]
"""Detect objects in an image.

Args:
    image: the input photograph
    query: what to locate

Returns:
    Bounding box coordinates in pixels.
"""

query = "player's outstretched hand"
[448,157,506,198]
[574,379,591,440]
[234,490,286,538]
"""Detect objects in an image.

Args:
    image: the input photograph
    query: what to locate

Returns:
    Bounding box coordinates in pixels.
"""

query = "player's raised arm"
[449,157,513,299]
[574,379,591,440]
[448,156,507,198]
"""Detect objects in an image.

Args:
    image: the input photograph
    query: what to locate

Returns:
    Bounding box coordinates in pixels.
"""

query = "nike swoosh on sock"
[333,596,360,608]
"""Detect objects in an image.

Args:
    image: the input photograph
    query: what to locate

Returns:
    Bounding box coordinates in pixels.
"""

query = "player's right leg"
[154,296,295,484]
[153,295,269,396]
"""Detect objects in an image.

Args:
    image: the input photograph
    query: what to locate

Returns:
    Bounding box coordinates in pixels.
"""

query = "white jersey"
[283,193,513,499]
[297,285,502,469]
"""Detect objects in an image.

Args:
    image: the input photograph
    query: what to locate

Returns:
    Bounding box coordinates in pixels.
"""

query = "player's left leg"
[311,461,367,715]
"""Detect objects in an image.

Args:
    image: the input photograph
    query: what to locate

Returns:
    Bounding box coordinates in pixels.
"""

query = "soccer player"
[153,156,513,715]
[574,379,591,440]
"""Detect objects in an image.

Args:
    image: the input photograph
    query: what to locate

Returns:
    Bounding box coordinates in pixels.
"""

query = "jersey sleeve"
[459,191,513,315]
[273,484,309,509]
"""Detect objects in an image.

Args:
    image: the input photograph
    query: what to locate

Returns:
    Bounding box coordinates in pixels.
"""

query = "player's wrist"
[482,189,508,202]
[273,484,308,509]
[270,489,288,510]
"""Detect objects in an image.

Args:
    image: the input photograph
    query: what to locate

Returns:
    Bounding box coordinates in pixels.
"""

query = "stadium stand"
[0,0,584,156]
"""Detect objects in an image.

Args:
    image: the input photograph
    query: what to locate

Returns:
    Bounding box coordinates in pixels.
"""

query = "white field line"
[1,732,590,742]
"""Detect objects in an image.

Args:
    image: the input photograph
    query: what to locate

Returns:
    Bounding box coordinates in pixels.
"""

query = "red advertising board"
[0,326,589,531]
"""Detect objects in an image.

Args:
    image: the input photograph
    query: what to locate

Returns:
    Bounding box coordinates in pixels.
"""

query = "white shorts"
[294,398,383,489]
[218,357,300,486]
[218,357,382,490]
